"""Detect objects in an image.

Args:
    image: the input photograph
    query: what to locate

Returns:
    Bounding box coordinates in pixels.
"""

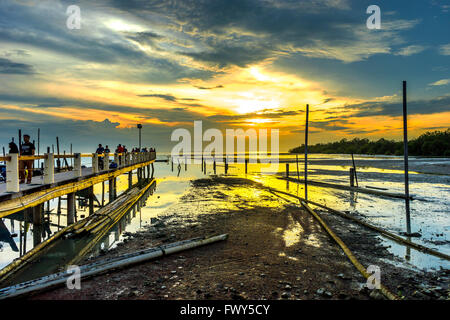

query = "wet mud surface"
[31,177,449,300]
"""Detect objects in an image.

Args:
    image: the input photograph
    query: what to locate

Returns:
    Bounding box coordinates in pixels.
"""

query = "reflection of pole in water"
[23,222,28,255]
[349,191,357,210]
[405,237,411,261]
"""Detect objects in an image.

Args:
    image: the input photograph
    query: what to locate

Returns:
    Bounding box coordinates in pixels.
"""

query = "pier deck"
[0,152,155,218]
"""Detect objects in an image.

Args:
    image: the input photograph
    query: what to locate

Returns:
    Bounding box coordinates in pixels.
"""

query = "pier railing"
[0,151,156,193]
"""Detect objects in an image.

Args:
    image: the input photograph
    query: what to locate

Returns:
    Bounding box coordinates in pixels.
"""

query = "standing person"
[116,144,124,166]
[19,134,35,184]
[104,145,110,154]
[96,144,104,170]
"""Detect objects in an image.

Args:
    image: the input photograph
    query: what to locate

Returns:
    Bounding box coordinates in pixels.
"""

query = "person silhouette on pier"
[96,144,105,170]
[8,141,18,154]
[19,134,35,184]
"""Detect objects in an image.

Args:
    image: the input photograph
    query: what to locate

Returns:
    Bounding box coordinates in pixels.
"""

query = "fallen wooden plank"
[279,176,413,200]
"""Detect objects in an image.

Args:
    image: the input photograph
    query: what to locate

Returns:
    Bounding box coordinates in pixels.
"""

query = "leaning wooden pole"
[304,104,309,200]
[351,153,359,187]
[403,81,411,235]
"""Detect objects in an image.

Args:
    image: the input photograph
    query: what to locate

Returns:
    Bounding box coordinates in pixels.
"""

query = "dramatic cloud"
[0,58,35,74]
[0,0,448,150]
[345,95,450,117]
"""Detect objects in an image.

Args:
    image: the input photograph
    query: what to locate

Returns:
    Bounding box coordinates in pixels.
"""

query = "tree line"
[289,129,450,156]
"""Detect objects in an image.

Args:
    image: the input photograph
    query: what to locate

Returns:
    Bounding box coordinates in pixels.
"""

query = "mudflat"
[32,177,449,300]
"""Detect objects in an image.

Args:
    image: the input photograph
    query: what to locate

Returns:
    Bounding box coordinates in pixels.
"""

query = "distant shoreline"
[289,129,450,157]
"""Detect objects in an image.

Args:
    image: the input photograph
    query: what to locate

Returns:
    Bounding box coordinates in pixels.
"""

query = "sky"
[0,0,449,153]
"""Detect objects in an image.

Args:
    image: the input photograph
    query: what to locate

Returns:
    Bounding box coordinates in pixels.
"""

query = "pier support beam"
[32,205,43,246]
[33,224,43,247]
[67,192,75,225]
[88,186,94,216]
[108,178,114,202]
[6,153,19,193]
[128,171,133,189]
[33,203,43,225]
[114,177,117,199]
[108,178,117,201]
[286,163,289,178]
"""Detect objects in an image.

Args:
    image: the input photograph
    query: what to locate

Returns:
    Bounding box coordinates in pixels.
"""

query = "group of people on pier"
[3,134,156,185]
[95,144,155,170]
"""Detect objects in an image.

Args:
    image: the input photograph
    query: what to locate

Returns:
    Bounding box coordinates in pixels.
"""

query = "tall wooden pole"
[18,129,22,152]
[403,81,411,235]
[56,137,61,171]
[304,104,309,200]
[37,128,40,168]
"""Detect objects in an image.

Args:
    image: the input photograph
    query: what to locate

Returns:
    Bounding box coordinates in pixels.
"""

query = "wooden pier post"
[213,158,216,174]
[101,181,105,207]
[245,158,248,174]
[92,153,99,173]
[402,81,411,235]
[114,177,117,199]
[44,153,54,184]
[128,171,133,189]
[104,152,109,170]
[33,203,43,225]
[286,163,289,178]
[33,223,42,247]
[67,192,75,225]
[171,157,174,172]
[109,178,114,202]
[6,153,19,193]
[73,153,82,177]
[185,156,187,171]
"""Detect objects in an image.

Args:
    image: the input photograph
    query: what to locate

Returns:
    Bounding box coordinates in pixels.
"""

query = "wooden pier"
[0,151,156,219]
